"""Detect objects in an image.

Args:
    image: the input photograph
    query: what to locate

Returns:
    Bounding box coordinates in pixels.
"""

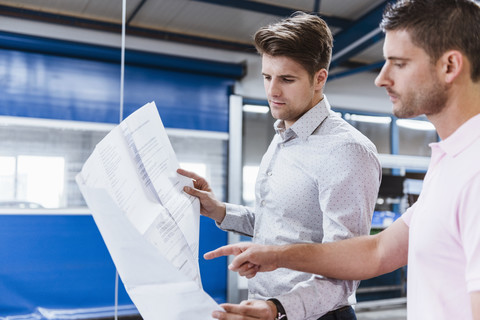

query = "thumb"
[183,185,208,199]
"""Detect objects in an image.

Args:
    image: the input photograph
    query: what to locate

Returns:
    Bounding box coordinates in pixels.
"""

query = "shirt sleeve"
[319,142,381,243]
[275,142,382,319]
[217,203,256,237]
[277,276,359,320]
[401,202,416,227]
[459,173,480,293]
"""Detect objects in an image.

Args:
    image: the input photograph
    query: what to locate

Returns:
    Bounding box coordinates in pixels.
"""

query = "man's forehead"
[383,30,416,56]
[261,55,307,74]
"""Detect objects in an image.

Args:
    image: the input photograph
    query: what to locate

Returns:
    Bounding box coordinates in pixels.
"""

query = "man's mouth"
[269,100,285,107]
[386,89,399,103]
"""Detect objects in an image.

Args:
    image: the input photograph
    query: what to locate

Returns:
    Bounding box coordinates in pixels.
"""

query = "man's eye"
[283,78,294,83]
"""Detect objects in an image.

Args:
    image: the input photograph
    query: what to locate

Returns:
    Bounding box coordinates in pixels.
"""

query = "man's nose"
[375,63,392,88]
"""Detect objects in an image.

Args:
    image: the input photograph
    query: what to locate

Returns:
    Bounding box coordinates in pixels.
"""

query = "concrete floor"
[357,308,407,320]
[355,297,407,320]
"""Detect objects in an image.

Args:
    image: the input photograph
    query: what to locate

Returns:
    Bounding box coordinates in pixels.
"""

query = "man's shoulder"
[311,115,378,153]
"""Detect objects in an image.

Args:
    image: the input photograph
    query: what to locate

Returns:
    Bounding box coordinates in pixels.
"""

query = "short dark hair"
[380,0,480,81]
[254,12,333,79]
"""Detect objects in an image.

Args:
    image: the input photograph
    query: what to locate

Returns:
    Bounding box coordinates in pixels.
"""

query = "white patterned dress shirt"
[219,96,381,320]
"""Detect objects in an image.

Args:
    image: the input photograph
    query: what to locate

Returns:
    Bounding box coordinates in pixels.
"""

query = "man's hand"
[204,242,280,279]
[177,168,226,223]
[212,300,277,320]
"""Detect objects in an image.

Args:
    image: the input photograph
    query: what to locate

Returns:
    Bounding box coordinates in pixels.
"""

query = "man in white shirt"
[179,12,381,320]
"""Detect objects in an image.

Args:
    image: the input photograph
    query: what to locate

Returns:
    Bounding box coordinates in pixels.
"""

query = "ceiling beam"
[330,0,391,68]
[192,0,352,29]
[313,0,322,13]
[0,4,255,53]
[127,0,148,25]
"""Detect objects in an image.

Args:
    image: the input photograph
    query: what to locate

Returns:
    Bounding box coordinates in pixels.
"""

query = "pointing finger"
[204,244,243,260]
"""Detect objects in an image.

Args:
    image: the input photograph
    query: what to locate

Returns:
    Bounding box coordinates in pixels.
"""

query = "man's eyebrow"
[386,56,410,61]
[261,72,298,78]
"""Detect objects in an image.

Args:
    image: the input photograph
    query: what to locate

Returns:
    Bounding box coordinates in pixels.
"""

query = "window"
[0,118,229,209]
[0,118,109,209]
[18,156,65,208]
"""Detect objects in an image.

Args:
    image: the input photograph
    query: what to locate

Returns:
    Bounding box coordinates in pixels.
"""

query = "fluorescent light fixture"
[397,119,436,131]
[243,104,269,114]
[344,113,392,124]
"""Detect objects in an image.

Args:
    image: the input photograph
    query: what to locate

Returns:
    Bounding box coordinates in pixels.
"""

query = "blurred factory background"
[0,1,437,319]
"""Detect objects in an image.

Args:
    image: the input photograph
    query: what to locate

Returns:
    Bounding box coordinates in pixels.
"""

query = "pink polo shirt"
[402,113,480,319]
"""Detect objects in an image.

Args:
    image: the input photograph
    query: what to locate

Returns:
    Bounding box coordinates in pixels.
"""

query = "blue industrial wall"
[0,215,227,318]
[0,31,244,131]
[0,31,240,318]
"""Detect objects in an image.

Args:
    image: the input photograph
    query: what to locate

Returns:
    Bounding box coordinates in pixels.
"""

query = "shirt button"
[267,171,272,176]
[260,200,266,207]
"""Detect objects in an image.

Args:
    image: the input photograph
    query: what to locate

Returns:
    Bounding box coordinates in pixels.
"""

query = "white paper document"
[76,101,221,319]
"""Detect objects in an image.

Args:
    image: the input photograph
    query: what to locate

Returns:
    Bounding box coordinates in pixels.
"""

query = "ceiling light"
[396,119,436,131]
[243,105,269,114]
[345,113,392,124]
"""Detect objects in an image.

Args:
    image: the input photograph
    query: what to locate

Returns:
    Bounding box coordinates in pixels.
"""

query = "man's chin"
[393,105,417,119]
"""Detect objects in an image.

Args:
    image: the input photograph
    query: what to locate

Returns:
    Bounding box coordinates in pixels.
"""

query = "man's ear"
[440,50,463,84]
[314,68,328,90]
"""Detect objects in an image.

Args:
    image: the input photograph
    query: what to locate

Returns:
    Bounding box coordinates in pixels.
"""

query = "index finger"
[204,244,243,260]
[176,168,201,180]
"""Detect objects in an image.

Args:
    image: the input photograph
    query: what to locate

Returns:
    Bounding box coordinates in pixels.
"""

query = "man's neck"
[284,93,324,130]
[428,83,480,140]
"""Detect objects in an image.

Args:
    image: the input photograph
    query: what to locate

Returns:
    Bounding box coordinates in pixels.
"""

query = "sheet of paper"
[120,104,200,259]
[76,101,221,319]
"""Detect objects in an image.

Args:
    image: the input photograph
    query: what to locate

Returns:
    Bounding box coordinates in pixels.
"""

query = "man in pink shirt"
[204,0,480,319]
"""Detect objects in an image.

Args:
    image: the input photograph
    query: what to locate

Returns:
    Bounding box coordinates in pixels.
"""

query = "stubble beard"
[393,77,448,119]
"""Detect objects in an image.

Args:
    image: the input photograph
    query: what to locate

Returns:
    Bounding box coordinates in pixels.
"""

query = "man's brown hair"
[381,0,480,81]
[254,12,333,79]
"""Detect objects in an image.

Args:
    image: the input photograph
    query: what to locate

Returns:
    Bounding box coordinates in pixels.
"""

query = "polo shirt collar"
[434,113,480,157]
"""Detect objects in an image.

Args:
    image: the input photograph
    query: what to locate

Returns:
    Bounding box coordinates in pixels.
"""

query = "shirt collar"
[274,95,331,141]
[431,112,480,157]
